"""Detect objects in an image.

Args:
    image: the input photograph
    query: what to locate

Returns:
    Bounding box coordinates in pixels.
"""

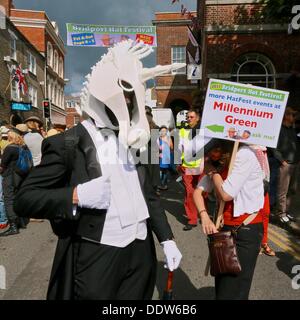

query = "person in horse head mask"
[14,40,185,300]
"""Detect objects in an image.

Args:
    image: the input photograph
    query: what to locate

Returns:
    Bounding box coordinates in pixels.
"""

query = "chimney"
[0,0,14,17]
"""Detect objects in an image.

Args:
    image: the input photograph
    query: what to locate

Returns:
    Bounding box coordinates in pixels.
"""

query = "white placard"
[187,64,202,80]
[201,79,289,148]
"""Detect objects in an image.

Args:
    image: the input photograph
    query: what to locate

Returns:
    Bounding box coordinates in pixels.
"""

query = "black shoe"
[158,185,168,190]
[183,224,197,231]
[17,217,28,229]
[0,223,19,236]
[276,215,291,229]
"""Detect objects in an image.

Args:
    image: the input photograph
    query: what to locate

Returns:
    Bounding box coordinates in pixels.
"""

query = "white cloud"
[14,0,196,93]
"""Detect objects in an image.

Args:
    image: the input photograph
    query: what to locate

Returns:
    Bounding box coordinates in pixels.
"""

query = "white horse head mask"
[78,39,185,149]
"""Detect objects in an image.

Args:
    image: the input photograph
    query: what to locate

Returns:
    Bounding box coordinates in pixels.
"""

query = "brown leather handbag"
[207,230,241,277]
[207,213,258,277]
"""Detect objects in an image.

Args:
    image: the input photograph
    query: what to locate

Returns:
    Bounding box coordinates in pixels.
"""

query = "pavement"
[0,180,300,300]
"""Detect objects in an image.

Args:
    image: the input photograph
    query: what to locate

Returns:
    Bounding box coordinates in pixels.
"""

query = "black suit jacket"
[14,123,173,299]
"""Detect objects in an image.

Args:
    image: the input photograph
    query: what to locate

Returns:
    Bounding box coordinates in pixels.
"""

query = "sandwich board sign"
[200,79,289,148]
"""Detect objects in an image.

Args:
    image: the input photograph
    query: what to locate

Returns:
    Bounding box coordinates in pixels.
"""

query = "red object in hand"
[162,271,174,300]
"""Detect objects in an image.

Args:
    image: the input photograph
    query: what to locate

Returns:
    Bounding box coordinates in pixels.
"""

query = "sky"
[14,0,196,95]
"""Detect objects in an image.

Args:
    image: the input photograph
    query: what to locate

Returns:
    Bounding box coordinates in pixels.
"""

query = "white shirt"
[197,146,264,217]
[24,132,43,166]
[82,120,149,247]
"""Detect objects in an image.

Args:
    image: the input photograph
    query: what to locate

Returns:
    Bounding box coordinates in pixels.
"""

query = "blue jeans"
[0,175,7,224]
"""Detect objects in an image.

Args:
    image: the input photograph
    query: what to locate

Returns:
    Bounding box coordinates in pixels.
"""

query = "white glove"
[161,240,182,272]
[77,176,111,210]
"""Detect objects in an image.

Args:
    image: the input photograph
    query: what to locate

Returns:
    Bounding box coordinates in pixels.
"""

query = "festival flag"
[187,26,199,47]
[195,46,200,64]
[12,64,28,95]
[187,50,196,65]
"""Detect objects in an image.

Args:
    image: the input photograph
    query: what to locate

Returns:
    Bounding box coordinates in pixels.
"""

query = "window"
[51,84,55,104]
[48,82,52,101]
[28,86,37,108]
[59,57,64,78]
[27,52,36,75]
[47,42,53,67]
[11,79,20,101]
[66,100,76,108]
[61,89,64,107]
[231,53,276,88]
[171,46,186,74]
[10,37,17,60]
[53,84,57,105]
[53,50,58,74]
[74,116,80,125]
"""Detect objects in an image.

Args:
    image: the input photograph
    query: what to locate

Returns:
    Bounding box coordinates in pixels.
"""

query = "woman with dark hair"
[194,143,266,300]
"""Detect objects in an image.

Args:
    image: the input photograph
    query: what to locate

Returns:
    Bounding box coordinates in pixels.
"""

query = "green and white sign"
[201,79,289,148]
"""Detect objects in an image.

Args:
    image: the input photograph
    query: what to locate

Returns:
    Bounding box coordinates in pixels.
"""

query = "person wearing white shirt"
[15,119,182,300]
[194,144,265,300]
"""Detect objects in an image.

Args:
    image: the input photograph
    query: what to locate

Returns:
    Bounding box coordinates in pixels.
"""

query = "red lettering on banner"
[225,115,257,128]
[136,34,154,45]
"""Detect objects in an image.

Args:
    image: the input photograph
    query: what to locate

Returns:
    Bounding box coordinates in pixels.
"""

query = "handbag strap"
[233,212,258,233]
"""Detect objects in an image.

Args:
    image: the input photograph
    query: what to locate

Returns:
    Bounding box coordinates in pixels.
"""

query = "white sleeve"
[222,148,254,198]
[197,175,213,193]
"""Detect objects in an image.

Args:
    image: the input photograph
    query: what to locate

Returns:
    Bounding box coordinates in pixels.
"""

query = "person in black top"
[272,107,300,225]
[0,128,29,236]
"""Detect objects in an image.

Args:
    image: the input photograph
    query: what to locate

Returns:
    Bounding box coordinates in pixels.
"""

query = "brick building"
[65,95,81,128]
[154,0,300,117]
[202,0,300,108]
[153,12,198,117]
[9,2,67,125]
[0,2,45,125]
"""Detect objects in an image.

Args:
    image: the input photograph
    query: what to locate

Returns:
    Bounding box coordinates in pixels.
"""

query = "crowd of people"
[0,104,299,300]
[0,116,65,235]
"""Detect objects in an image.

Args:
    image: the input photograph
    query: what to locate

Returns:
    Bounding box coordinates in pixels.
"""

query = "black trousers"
[215,223,263,300]
[73,235,157,300]
[2,174,17,224]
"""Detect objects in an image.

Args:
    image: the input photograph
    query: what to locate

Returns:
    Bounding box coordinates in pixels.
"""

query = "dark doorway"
[169,99,190,120]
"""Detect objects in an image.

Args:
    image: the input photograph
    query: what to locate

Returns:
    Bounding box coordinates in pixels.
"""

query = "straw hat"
[0,126,9,137]
[47,129,59,137]
[16,124,29,134]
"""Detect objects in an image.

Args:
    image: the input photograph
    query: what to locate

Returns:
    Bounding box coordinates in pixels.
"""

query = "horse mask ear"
[81,40,186,149]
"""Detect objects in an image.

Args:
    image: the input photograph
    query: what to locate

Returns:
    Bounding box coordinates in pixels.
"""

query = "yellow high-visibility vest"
[179,127,202,168]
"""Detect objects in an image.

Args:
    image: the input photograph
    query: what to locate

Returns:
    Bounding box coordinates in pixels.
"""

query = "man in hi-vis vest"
[178,109,204,231]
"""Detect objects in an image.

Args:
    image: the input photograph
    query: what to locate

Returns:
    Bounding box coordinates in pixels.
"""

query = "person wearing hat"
[23,117,44,166]
[24,116,43,131]
[0,126,10,155]
[0,128,32,236]
[16,124,29,136]
[0,127,9,229]
[272,107,300,226]
[101,34,114,47]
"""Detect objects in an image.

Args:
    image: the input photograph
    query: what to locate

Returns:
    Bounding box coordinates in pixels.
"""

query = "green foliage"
[259,0,300,23]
